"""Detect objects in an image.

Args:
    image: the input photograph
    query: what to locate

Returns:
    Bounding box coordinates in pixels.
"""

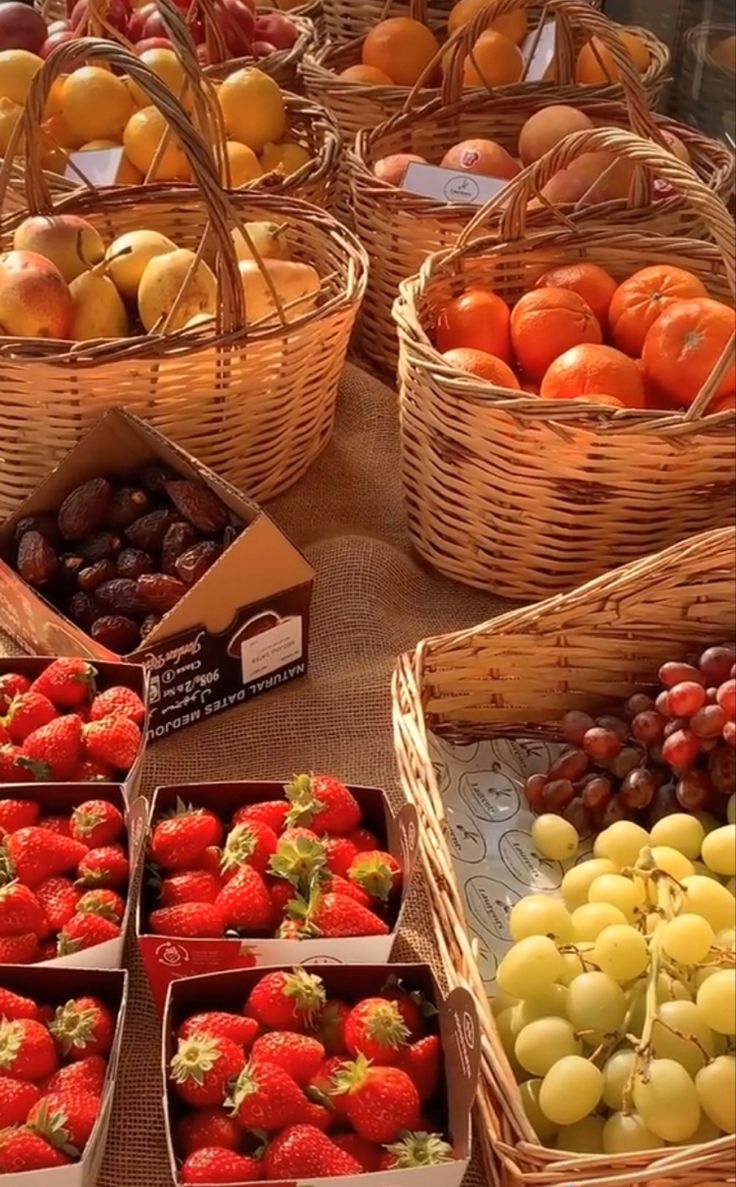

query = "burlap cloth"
[2,363,506,1186]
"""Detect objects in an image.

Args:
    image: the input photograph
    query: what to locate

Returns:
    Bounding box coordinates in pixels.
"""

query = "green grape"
[696,1054,736,1134]
[567,971,626,1033]
[496,1007,526,1081]
[728,795,735,826]
[671,1114,723,1145]
[697,968,736,1034]
[539,1056,603,1126]
[572,902,628,942]
[681,875,736,932]
[515,1017,582,1075]
[715,927,736,950]
[519,1078,558,1142]
[491,991,518,1017]
[702,825,736,877]
[531,814,579,862]
[594,821,650,868]
[555,1114,605,1153]
[633,1057,701,1142]
[694,810,721,834]
[558,948,591,986]
[593,924,649,982]
[650,813,706,860]
[602,1111,665,1154]
[661,913,715,965]
[602,1048,637,1110]
[691,860,722,882]
[588,873,645,922]
[562,858,618,911]
[509,895,574,944]
[656,970,693,1003]
[650,845,695,881]
[652,999,715,1076]
[510,985,568,1034]
[694,966,719,991]
[497,936,564,999]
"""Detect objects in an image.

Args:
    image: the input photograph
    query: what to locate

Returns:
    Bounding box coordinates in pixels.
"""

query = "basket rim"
[202,11,316,74]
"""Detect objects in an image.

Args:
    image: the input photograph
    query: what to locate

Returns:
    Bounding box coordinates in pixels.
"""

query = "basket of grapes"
[393,524,736,1186]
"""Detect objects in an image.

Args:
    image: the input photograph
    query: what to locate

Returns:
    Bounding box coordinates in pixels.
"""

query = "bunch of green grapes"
[492,814,736,1155]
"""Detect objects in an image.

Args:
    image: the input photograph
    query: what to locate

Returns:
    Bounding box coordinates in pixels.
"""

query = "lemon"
[0,97,21,156]
[221,141,263,187]
[0,49,43,105]
[260,141,312,178]
[61,67,134,143]
[217,68,286,152]
[128,49,192,113]
[123,106,191,181]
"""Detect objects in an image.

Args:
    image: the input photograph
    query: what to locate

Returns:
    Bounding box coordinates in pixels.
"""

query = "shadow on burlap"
[3,364,505,1186]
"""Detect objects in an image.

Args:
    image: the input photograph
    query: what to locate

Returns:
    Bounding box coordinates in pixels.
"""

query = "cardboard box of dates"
[0,409,314,741]
[162,962,480,1187]
[137,779,418,1013]
[0,964,127,1185]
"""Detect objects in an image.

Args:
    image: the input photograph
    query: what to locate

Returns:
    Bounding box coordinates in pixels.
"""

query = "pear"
[138,248,217,333]
[238,258,320,324]
[105,229,177,303]
[231,221,291,264]
[13,215,105,284]
[70,267,129,341]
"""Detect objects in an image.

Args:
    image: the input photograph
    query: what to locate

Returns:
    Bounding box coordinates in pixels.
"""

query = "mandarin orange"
[609,264,708,356]
[642,297,736,407]
[436,288,511,361]
[511,287,602,382]
[362,18,440,87]
[442,347,520,387]
[540,343,646,407]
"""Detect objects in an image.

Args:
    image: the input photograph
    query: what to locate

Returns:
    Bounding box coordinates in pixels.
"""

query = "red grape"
[541,779,575,810]
[631,710,667,744]
[625,692,656,719]
[619,768,656,810]
[602,797,626,826]
[717,679,736,719]
[581,774,613,813]
[596,715,630,743]
[706,687,719,703]
[548,748,589,783]
[649,782,678,823]
[608,746,645,779]
[724,720,736,749]
[691,705,727,740]
[583,727,622,763]
[562,710,595,745]
[562,797,592,835]
[664,716,689,738]
[659,661,705,688]
[676,770,713,811]
[708,745,736,796]
[667,681,707,717]
[699,645,736,686]
[525,773,547,812]
[655,689,672,716]
[662,728,700,769]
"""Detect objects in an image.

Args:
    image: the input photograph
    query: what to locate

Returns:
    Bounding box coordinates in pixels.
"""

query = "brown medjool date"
[58,478,112,541]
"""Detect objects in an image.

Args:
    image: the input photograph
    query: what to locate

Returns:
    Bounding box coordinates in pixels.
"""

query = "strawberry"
[335,1055,421,1142]
[348,849,402,903]
[0,745,33,784]
[5,692,57,744]
[170,1034,246,1108]
[302,1098,332,1131]
[149,902,225,938]
[265,876,296,922]
[174,1108,242,1157]
[331,1132,382,1172]
[57,912,120,955]
[245,968,325,1032]
[378,1131,454,1169]
[344,998,410,1065]
[35,878,82,932]
[50,997,115,1060]
[76,888,126,923]
[199,846,224,877]
[0,933,40,964]
[43,1055,107,1097]
[0,881,48,938]
[19,715,84,781]
[70,800,124,847]
[0,1019,58,1081]
[89,686,145,725]
[323,874,372,907]
[151,805,223,871]
[160,870,223,908]
[308,1055,350,1121]
[267,828,326,890]
[313,999,350,1056]
[263,1125,362,1179]
[227,1060,305,1132]
[71,759,115,783]
[348,827,379,852]
[31,660,97,710]
[220,821,278,879]
[0,987,39,1022]
[250,1032,325,1086]
[0,725,7,746]
[83,715,141,772]
[289,889,390,939]
[28,1089,100,1154]
[77,844,129,889]
[181,1147,260,1184]
[285,773,361,836]
[178,1012,259,1051]
[0,673,30,711]
[381,987,430,1040]
[398,1035,442,1101]
[233,800,288,835]
[215,866,272,933]
[0,1128,71,1171]
[38,814,72,837]
[0,799,39,834]
[0,1075,41,1126]
[324,835,359,878]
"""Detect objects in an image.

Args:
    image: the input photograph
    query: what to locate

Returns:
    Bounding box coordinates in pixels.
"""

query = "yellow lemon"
[260,141,312,177]
[61,67,134,143]
[0,49,43,105]
[78,140,144,185]
[123,106,191,181]
[42,111,80,150]
[217,68,286,152]
[43,77,66,119]
[0,96,21,157]
[128,49,193,113]
[220,140,263,187]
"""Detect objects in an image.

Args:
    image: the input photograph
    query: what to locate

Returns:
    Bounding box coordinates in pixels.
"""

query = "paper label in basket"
[522,20,556,81]
[65,147,125,188]
[403,162,510,206]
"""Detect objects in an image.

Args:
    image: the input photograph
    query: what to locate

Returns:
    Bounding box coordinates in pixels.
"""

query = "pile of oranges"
[435,263,736,413]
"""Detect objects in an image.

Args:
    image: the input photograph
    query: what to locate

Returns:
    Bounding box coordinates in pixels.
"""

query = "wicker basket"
[392,523,736,1187]
[392,128,736,601]
[0,39,367,517]
[679,22,736,148]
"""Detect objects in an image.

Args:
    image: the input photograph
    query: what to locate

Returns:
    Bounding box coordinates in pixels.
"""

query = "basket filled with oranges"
[392,128,736,601]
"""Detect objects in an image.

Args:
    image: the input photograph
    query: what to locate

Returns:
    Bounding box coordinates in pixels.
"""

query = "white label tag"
[240,615,302,682]
[402,162,510,206]
[65,147,125,187]
[522,20,556,81]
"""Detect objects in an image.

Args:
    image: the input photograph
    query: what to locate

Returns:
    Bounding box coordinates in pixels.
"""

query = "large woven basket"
[0,39,367,517]
[678,22,736,148]
[392,523,736,1187]
[392,128,736,601]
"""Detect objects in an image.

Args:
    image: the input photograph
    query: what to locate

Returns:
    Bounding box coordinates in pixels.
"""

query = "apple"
[218,0,255,56]
[70,0,129,35]
[126,1,156,39]
[141,8,168,37]
[40,30,77,57]
[0,250,74,339]
[253,11,297,49]
[195,42,211,65]
[47,19,71,33]
[252,39,277,56]
[0,2,47,52]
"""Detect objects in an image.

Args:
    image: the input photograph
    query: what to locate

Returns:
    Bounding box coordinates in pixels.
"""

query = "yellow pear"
[238,258,320,324]
[231,221,291,263]
[13,215,105,283]
[138,248,217,332]
[260,141,312,178]
[220,141,262,188]
[70,268,129,341]
[105,230,177,303]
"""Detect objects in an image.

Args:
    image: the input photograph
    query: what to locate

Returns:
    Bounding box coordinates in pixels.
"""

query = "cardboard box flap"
[391,802,419,884]
[439,986,481,1158]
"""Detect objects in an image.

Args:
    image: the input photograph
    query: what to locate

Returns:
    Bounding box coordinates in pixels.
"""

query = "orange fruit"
[123,105,191,182]
[463,30,524,87]
[642,297,736,408]
[60,66,134,143]
[442,347,520,388]
[0,49,42,106]
[340,64,394,84]
[534,263,618,330]
[518,106,595,165]
[711,34,736,70]
[436,288,511,362]
[540,343,646,407]
[447,0,528,45]
[362,18,440,87]
[609,264,708,356]
[710,390,736,414]
[576,31,649,84]
[571,393,624,408]
[511,288,602,383]
[440,138,520,179]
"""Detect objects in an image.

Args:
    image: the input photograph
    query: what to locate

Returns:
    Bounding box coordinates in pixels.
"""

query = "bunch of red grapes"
[525,643,736,831]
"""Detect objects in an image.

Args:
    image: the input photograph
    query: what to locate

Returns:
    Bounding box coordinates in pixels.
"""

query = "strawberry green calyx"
[164,796,201,822]
[384,1132,454,1168]
[332,1052,371,1095]
[359,1001,410,1050]
[171,1035,223,1088]
[349,853,398,902]
[225,1062,257,1114]
[268,835,326,888]
[69,805,106,841]
[284,773,324,827]
[15,756,51,781]
[220,824,259,874]
[0,1020,23,1071]
[281,967,326,1022]
[49,1002,99,1055]
[28,1099,80,1158]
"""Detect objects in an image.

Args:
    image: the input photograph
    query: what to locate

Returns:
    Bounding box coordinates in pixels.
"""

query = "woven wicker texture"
[0,362,503,1187]
[393,128,736,601]
[393,524,736,1185]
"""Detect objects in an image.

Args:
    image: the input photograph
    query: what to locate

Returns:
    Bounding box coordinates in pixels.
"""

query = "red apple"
[0,3,47,52]
[141,8,168,37]
[195,42,211,65]
[71,0,129,34]
[40,30,77,57]
[126,1,156,40]
[252,39,277,56]
[218,0,254,56]
[253,11,297,49]
[47,19,71,33]
[136,36,173,50]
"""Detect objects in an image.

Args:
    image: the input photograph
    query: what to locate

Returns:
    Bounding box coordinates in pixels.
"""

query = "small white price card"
[522,20,556,81]
[403,162,510,206]
[65,147,126,187]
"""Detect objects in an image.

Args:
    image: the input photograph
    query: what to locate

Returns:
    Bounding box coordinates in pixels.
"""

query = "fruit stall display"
[0,40,367,516]
[393,524,736,1185]
[393,128,736,600]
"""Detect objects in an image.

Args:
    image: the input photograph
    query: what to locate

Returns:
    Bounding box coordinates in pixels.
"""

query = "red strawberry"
[348,827,380,852]
[335,1055,421,1142]
[221,821,278,878]
[174,1108,242,1157]
[90,686,145,724]
[43,1055,107,1097]
[70,799,124,847]
[5,692,57,744]
[76,844,129,889]
[378,1131,454,1168]
[267,828,326,889]
[76,888,126,923]
[348,849,402,902]
[0,673,30,711]
[331,1132,382,1172]
[31,660,97,710]
[291,889,390,939]
[178,1012,259,1051]
[344,997,410,1065]
[245,968,325,1032]
[151,806,223,871]
[381,988,429,1040]
[83,715,141,772]
[170,1034,246,1108]
[57,912,120,955]
[149,902,225,938]
[302,1098,332,1131]
[35,878,82,932]
[0,933,40,964]
[5,828,88,888]
[0,987,39,1022]
[285,773,361,835]
[227,1060,305,1132]
[49,997,115,1060]
[19,715,84,781]
[398,1034,441,1101]
[0,1019,58,1081]
[160,870,223,907]
[323,874,372,907]
[313,999,350,1057]
[71,758,115,783]
[28,1089,100,1154]
[0,1074,41,1126]
[250,1032,325,1086]
[181,1147,260,1184]
[263,1125,362,1179]
[265,876,296,922]
[233,800,288,834]
[215,865,272,932]
[0,799,39,834]
[307,1056,350,1122]
[0,881,48,938]
[0,745,33,784]
[0,1128,71,1171]
[324,835,359,878]
[38,814,72,837]
[199,846,223,877]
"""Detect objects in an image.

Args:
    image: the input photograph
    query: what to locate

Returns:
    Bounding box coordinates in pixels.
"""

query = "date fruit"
[58,478,112,541]
[96,578,148,617]
[137,573,187,613]
[104,487,150,528]
[58,554,85,591]
[77,531,123,563]
[175,540,222,585]
[141,613,161,638]
[17,531,58,586]
[138,464,176,495]
[125,509,177,552]
[161,521,198,576]
[117,548,155,579]
[13,514,60,545]
[91,615,140,653]
[165,480,228,534]
[78,559,116,592]
[68,591,97,629]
